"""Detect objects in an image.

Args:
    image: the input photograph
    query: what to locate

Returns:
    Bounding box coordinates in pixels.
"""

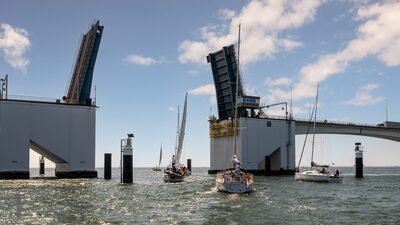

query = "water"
[1,167,399,224]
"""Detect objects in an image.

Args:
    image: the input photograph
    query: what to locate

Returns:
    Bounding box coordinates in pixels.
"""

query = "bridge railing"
[296,118,380,128]
[266,114,381,128]
[6,95,61,103]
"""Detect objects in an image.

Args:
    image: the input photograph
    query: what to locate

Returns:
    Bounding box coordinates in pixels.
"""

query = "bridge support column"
[187,159,192,172]
[104,153,112,180]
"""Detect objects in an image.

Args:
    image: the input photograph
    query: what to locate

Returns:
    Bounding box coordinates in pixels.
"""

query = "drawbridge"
[207,44,400,175]
[0,21,103,179]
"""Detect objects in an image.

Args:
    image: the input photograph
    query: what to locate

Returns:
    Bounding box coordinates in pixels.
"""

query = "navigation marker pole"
[355,142,364,178]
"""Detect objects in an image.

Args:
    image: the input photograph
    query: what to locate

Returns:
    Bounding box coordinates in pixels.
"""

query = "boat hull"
[163,172,184,182]
[329,175,343,183]
[216,179,253,194]
[295,171,342,183]
[215,170,253,194]
[295,172,330,182]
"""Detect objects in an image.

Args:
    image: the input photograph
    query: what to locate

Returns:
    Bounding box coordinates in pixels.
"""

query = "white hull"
[163,172,184,182]
[295,170,342,183]
[215,170,253,194]
[329,175,343,183]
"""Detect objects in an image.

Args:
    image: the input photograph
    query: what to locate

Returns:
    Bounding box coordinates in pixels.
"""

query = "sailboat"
[152,145,162,171]
[163,93,191,182]
[215,24,254,193]
[295,85,342,183]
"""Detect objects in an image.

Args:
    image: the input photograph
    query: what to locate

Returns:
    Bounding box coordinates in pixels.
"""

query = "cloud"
[218,9,236,21]
[345,83,384,106]
[0,23,31,71]
[268,1,400,102]
[168,107,175,111]
[265,77,292,87]
[178,0,325,65]
[189,83,217,105]
[188,84,215,96]
[125,54,161,66]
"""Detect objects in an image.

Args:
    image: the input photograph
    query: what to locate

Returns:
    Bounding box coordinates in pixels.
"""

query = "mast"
[290,87,293,120]
[176,93,188,163]
[311,85,319,168]
[233,24,241,156]
[174,106,180,158]
[296,104,315,170]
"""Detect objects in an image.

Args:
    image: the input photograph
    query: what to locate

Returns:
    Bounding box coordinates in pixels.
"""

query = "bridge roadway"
[295,119,400,142]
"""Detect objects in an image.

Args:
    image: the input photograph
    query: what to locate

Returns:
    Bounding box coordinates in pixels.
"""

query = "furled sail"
[311,161,330,168]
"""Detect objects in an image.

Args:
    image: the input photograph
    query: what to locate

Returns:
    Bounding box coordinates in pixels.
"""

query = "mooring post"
[123,151,133,183]
[121,134,134,183]
[264,155,271,176]
[39,156,45,175]
[187,159,192,172]
[355,142,363,178]
[104,153,112,180]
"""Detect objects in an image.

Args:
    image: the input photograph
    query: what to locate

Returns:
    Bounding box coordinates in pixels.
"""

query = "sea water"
[0,167,399,224]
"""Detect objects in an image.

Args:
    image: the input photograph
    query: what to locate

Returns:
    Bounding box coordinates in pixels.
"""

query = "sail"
[158,145,162,167]
[176,93,187,163]
[311,161,329,168]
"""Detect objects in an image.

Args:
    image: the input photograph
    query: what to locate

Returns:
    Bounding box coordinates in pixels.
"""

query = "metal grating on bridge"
[207,45,244,120]
[66,21,104,105]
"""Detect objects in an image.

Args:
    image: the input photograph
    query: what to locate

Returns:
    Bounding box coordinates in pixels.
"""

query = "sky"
[1,0,400,168]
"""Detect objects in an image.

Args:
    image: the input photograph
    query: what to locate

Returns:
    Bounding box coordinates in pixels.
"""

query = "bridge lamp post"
[261,102,288,120]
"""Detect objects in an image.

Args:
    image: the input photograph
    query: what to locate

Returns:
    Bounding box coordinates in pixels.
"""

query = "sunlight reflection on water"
[0,167,399,224]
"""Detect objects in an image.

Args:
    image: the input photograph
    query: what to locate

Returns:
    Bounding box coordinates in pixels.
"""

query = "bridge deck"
[293,117,400,142]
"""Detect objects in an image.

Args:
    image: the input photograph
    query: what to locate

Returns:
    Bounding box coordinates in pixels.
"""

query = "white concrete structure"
[210,117,296,175]
[209,117,400,175]
[0,99,96,179]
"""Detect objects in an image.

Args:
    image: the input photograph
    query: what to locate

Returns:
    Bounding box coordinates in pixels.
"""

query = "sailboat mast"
[174,106,180,157]
[311,85,319,167]
[233,24,241,156]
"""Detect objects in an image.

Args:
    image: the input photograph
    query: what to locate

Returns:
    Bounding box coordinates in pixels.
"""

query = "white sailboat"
[295,85,342,183]
[215,24,254,193]
[152,145,162,171]
[164,93,191,182]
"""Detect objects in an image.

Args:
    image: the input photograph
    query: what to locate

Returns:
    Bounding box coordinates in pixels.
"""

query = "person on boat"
[322,168,326,174]
[232,155,241,180]
[182,166,189,175]
[171,155,177,173]
[335,169,339,177]
[232,155,240,168]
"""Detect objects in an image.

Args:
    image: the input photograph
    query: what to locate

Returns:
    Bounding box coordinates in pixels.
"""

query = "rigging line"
[174,105,180,157]
[297,103,316,170]
[311,85,320,167]
[233,23,241,156]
